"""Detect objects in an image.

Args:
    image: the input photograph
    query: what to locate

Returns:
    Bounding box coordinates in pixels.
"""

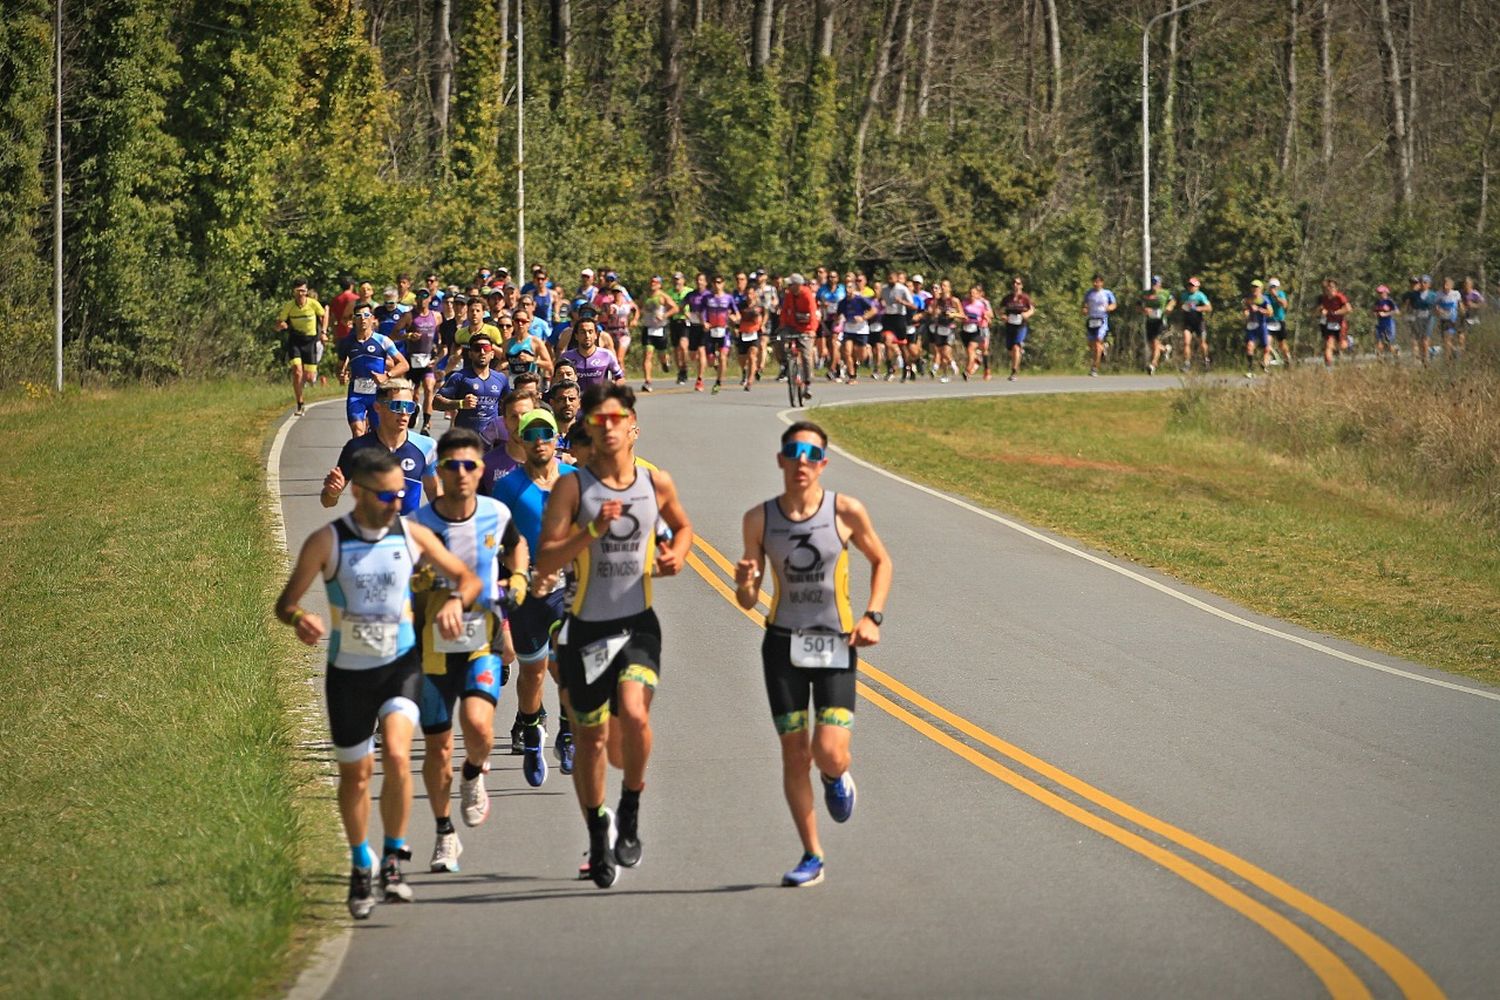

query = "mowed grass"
[0,381,343,997]
[816,389,1500,686]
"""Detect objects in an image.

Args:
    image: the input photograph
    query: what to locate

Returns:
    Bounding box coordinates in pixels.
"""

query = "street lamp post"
[1142,0,1217,290]
[515,0,525,282]
[54,0,64,392]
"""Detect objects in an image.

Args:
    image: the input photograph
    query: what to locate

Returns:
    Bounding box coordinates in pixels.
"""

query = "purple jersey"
[702,293,737,329]
[559,347,623,389]
[685,289,711,325]
[478,441,523,497]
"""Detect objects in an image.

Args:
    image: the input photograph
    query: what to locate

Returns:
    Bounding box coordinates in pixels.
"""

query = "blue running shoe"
[523,723,548,787]
[822,771,856,823]
[556,732,575,775]
[782,853,824,887]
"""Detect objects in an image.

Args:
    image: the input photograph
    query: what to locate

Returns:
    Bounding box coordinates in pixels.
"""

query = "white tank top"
[572,466,659,621]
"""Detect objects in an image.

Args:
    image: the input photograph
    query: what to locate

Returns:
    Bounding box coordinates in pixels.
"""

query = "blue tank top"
[324,515,420,670]
[411,496,512,609]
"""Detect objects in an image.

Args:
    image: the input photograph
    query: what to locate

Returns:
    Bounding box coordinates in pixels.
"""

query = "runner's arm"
[431,376,463,411]
[407,521,481,640]
[275,527,333,644]
[734,505,767,610]
[838,495,891,648]
[383,345,410,380]
[651,468,694,578]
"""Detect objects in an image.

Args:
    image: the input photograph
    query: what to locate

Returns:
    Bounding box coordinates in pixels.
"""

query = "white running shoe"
[460,762,491,827]
[430,830,463,872]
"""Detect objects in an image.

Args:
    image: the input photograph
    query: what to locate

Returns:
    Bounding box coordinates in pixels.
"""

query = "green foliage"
[0,0,52,368]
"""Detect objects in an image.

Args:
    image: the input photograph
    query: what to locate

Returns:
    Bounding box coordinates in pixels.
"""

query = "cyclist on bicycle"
[778,274,820,398]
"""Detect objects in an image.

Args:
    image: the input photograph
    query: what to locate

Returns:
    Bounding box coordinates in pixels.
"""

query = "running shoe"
[984,372,993,381]
[294,404,306,417]
[460,762,491,827]
[430,830,463,872]
[615,796,643,868]
[1147,364,1156,375]
[781,853,825,888]
[640,383,653,393]
[1245,371,1255,379]
[588,808,619,888]
[676,369,687,386]
[822,771,856,823]
[711,380,721,395]
[803,386,812,399]
[1089,368,1099,377]
[694,377,704,392]
[380,855,415,903]
[421,419,433,434]
[347,865,377,919]
[523,722,548,787]
[1008,373,1018,382]
[939,375,950,384]
[510,717,525,754]
[743,380,752,392]
[555,730,575,774]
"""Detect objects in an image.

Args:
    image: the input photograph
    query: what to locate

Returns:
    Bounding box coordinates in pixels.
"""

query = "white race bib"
[1087,318,1103,329]
[1267,321,1282,332]
[1005,315,1023,326]
[1146,308,1163,319]
[1415,310,1430,319]
[581,632,631,685]
[353,376,378,395]
[1245,321,1261,331]
[709,326,727,338]
[1324,321,1343,332]
[790,631,849,669]
[343,615,399,659]
[410,353,432,369]
[966,322,981,332]
[740,330,760,343]
[433,611,487,654]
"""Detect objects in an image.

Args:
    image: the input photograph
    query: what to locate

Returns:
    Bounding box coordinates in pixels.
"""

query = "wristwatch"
[863,610,884,626]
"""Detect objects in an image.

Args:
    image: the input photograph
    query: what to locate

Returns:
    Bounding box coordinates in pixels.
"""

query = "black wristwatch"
[864,610,884,626]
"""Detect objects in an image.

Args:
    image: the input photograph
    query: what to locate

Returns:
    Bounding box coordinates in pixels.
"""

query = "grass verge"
[0,380,343,997]
[815,384,1499,686]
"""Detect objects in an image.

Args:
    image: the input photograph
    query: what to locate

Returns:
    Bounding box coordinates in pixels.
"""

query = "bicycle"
[781,333,810,408]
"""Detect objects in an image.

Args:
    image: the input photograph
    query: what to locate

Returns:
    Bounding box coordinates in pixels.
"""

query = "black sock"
[436,816,455,835]
[461,760,483,781]
[587,804,610,832]
[521,711,541,727]
[621,785,642,808]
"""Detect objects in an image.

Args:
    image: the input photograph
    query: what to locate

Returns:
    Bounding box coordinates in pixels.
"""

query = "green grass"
[815,391,1500,686]
[0,380,343,998]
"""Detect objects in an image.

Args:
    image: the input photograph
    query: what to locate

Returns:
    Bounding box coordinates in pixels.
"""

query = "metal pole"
[516,0,525,282]
[54,0,64,392]
[1141,0,1217,291]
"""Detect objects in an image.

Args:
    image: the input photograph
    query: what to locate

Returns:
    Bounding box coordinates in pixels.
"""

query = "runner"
[337,306,410,437]
[733,421,892,888]
[330,275,360,355]
[1241,279,1273,377]
[735,288,766,391]
[838,282,877,386]
[1179,277,1213,372]
[927,279,962,383]
[559,317,625,390]
[536,383,694,888]
[1315,278,1352,368]
[667,272,693,386]
[546,378,583,455]
[998,277,1033,381]
[396,274,418,308]
[433,332,511,448]
[394,289,443,433]
[880,270,917,382]
[1434,276,1463,360]
[413,429,530,872]
[816,269,845,380]
[700,275,739,394]
[1082,274,1117,377]
[1140,276,1173,375]
[501,308,554,382]
[596,273,638,366]
[1372,285,1400,362]
[909,275,932,378]
[276,448,482,918]
[638,276,678,393]
[275,278,329,416]
[756,270,782,381]
[1460,276,1484,355]
[1403,275,1435,366]
[479,388,541,497]
[1266,277,1292,367]
[959,283,995,381]
[321,380,438,516]
[491,408,578,783]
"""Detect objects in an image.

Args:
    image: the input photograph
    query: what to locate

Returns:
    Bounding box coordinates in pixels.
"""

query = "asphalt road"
[275,371,1499,999]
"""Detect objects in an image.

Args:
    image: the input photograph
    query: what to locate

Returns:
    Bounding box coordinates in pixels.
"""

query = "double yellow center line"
[684,534,1441,1000]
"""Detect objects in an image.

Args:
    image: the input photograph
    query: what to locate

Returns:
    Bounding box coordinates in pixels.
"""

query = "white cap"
[1268,278,1281,287]
[911,274,925,283]
[787,273,806,285]
[581,267,595,277]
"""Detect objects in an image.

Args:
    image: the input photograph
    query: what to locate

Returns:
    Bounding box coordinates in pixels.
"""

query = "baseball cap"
[415,288,431,299]
[911,274,925,284]
[518,409,559,435]
[788,273,806,285]
[452,294,470,305]
[581,267,595,277]
[605,271,618,282]
[1420,274,1432,283]
[1409,275,1421,283]
[1152,274,1163,285]
[650,275,662,283]
[1188,276,1201,287]
[671,271,684,280]
[1250,279,1264,287]
[1268,278,1281,287]
[383,287,399,301]
[485,285,505,297]
[1377,284,1390,294]
[496,266,509,277]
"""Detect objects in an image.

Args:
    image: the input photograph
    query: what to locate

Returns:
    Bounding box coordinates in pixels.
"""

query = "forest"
[3,0,1497,379]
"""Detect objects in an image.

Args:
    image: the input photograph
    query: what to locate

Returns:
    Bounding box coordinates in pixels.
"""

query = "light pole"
[1142,0,1217,290]
[515,0,525,282]
[54,0,64,392]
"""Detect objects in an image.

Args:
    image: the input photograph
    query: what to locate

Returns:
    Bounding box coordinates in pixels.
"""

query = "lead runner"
[734,420,893,887]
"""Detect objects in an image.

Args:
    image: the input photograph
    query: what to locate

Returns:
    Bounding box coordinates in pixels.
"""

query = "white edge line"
[781,397,1500,705]
[266,400,355,1000]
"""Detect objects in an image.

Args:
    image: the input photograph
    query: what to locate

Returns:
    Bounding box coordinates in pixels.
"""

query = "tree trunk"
[1374,0,1412,207]
[1405,0,1417,174]
[854,0,904,222]
[661,0,683,156]
[692,0,703,32]
[552,0,571,73]
[773,0,785,60]
[814,0,834,58]
[1278,0,1298,173]
[892,0,914,135]
[1042,0,1062,116]
[497,0,509,105]
[1317,0,1331,165]
[1479,101,1494,289]
[431,0,454,157]
[1022,0,1035,146]
[1160,10,1180,224]
[915,0,936,120]
[751,0,772,76]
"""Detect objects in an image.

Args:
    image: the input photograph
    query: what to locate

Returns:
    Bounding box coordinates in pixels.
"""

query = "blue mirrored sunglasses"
[520,424,556,443]
[780,440,826,463]
[383,399,419,414]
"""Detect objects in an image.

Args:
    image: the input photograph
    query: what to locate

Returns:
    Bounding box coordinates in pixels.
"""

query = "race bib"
[740,330,760,343]
[1415,310,1430,319]
[1087,318,1103,329]
[1267,321,1282,332]
[1146,308,1162,319]
[343,615,399,660]
[934,325,953,337]
[709,326,727,338]
[790,631,848,669]
[1006,315,1023,326]
[410,353,432,369]
[433,611,487,654]
[580,632,631,685]
[966,322,982,332]
[1323,321,1343,333]
[353,376,378,395]
[1245,321,1261,331]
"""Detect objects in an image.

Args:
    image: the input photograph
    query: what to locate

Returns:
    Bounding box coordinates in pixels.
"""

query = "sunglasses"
[355,311,373,318]
[439,459,479,472]
[469,342,494,351]
[382,399,418,415]
[585,410,630,428]
[520,424,556,443]
[358,485,407,504]
[781,440,826,463]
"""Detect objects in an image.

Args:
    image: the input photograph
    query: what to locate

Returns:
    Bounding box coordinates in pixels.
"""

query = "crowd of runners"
[272,265,1487,422]
[276,311,893,912]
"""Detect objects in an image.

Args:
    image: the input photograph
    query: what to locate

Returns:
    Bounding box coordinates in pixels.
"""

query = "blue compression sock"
[351,841,375,869]
[382,836,407,858]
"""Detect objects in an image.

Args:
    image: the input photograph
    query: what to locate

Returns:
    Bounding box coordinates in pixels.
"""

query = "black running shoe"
[615,797,642,868]
[347,865,376,919]
[588,809,618,888]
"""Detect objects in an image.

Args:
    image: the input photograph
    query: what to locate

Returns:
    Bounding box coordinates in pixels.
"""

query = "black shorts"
[1182,313,1206,335]
[286,334,319,367]
[1145,318,1166,342]
[557,608,662,727]
[511,587,568,663]
[643,327,670,350]
[735,334,761,355]
[687,324,706,352]
[670,317,688,343]
[844,330,870,347]
[884,314,910,342]
[930,325,955,345]
[762,630,857,734]
[325,648,423,759]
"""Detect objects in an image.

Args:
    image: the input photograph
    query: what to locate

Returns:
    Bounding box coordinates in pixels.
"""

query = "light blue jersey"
[324,515,420,670]
[412,496,516,610]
